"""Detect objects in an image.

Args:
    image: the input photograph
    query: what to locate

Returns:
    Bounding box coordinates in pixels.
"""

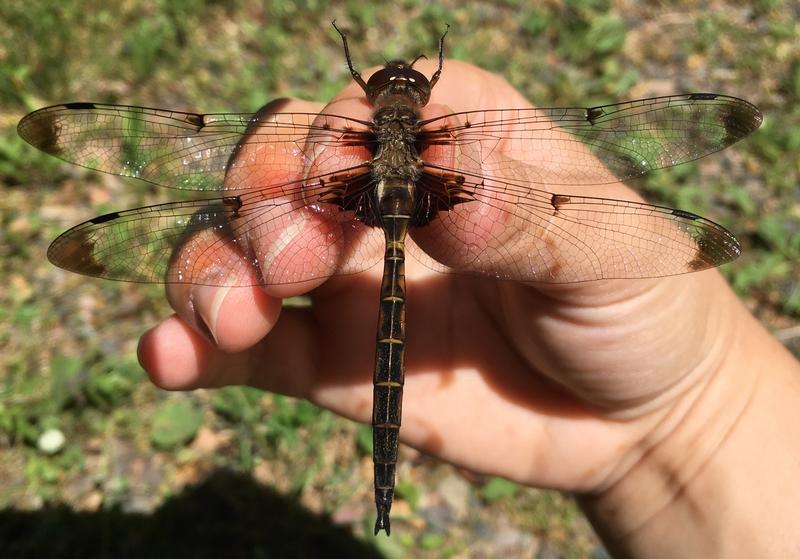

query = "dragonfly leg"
[429,23,449,89]
[331,20,368,92]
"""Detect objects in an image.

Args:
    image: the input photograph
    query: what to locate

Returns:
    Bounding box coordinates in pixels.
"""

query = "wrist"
[580,289,800,558]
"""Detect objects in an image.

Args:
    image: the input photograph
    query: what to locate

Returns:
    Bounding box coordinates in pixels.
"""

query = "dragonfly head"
[365,60,433,108]
[332,20,447,110]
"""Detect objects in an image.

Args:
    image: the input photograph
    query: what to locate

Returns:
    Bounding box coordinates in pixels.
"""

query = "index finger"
[164,98,369,350]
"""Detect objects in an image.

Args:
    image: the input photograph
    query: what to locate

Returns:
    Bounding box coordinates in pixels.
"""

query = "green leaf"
[85,359,138,409]
[266,396,322,435]
[50,355,84,410]
[292,399,319,425]
[783,286,800,315]
[150,399,203,450]
[730,253,788,292]
[419,533,445,550]
[0,403,37,443]
[211,386,263,423]
[371,526,408,557]
[522,7,553,37]
[394,480,420,509]
[757,214,789,251]
[356,423,373,455]
[585,14,626,55]
[480,477,519,502]
[26,455,60,484]
[728,186,757,216]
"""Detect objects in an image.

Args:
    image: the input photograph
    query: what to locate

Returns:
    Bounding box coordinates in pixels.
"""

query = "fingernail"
[189,285,231,345]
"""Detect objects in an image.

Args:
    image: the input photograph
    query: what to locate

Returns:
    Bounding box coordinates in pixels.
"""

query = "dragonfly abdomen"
[372,179,412,536]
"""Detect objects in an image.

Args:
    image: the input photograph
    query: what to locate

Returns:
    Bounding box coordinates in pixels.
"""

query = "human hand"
[137,59,747,495]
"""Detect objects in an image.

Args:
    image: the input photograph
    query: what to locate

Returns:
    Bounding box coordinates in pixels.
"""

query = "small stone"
[331,503,364,525]
[37,429,66,455]
[420,503,453,532]
[190,426,233,455]
[591,546,612,559]
[536,541,561,559]
[80,490,103,512]
[437,474,472,520]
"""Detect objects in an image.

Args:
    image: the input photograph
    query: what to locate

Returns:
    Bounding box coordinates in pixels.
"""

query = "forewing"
[17,101,373,191]
[410,133,740,282]
[419,94,762,186]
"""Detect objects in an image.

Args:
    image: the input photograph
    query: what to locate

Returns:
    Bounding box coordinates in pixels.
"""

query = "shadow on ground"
[0,470,382,559]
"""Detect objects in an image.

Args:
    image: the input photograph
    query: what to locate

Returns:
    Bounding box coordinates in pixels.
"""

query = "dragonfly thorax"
[370,105,423,182]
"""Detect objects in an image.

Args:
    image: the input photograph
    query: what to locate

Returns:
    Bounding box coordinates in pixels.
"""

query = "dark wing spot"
[688,93,718,101]
[671,208,700,220]
[90,212,121,225]
[551,194,571,210]
[342,130,374,147]
[718,100,763,145]
[687,256,709,271]
[18,110,62,155]
[223,195,242,217]
[63,102,97,110]
[49,229,106,276]
[548,261,562,279]
[337,172,379,226]
[184,113,206,129]
[322,122,331,130]
[586,106,604,124]
[411,172,476,226]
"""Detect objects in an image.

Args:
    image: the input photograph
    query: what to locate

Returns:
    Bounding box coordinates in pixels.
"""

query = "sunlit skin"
[138,60,800,557]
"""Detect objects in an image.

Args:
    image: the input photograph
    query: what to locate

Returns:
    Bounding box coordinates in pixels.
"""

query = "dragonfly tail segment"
[372,180,411,535]
[374,502,392,536]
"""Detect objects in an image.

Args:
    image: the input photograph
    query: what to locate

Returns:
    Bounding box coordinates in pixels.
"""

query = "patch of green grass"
[151,398,204,450]
[480,477,520,502]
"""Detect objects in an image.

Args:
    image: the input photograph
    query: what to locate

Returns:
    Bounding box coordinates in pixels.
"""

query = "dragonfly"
[18,23,762,535]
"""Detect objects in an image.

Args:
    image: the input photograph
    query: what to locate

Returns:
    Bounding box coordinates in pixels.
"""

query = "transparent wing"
[46,168,384,286]
[26,93,759,286]
[17,100,374,191]
[419,94,762,186]
[409,165,740,282]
